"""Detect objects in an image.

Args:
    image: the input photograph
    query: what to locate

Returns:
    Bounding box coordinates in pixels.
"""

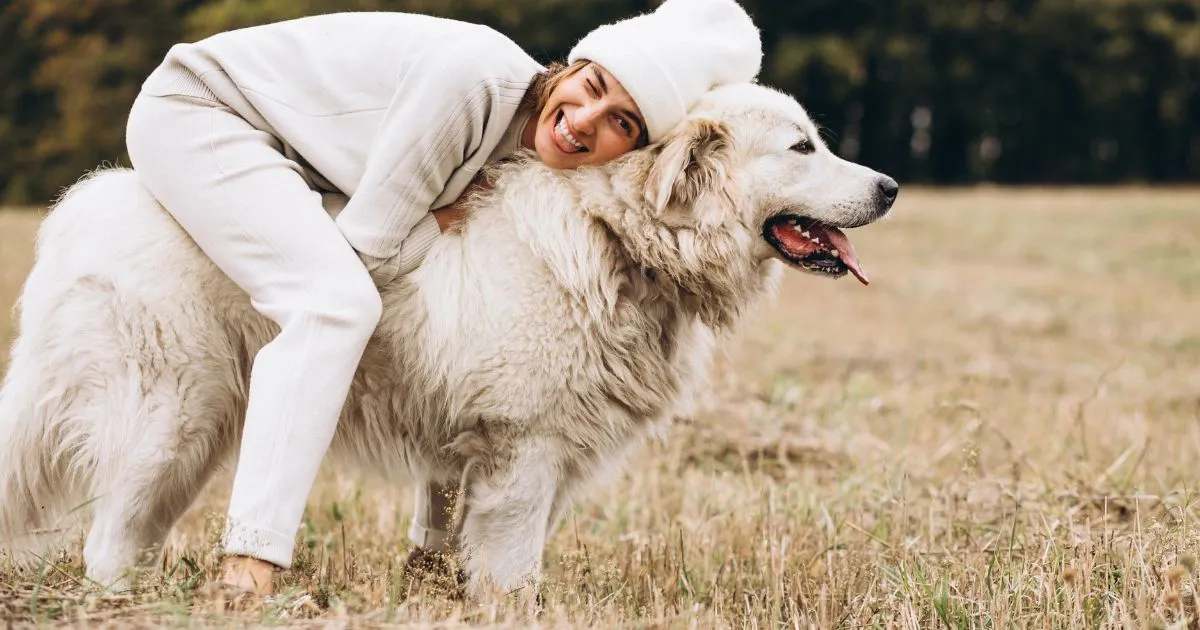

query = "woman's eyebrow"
[623,109,645,135]
[594,68,644,134]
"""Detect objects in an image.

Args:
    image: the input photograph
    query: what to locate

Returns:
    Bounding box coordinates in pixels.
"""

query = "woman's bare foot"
[219,555,277,596]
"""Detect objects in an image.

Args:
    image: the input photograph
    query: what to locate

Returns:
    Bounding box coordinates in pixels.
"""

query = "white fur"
[0,84,894,596]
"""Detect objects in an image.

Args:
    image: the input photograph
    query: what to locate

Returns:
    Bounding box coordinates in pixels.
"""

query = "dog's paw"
[401,547,466,599]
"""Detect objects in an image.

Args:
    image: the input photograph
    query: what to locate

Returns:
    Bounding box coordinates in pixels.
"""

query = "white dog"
[0,83,896,596]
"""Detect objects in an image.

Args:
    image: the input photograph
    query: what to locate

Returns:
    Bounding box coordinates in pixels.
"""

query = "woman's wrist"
[432,206,466,233]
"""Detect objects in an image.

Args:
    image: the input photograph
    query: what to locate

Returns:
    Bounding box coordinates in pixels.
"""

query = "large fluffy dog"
[0,83,896,596]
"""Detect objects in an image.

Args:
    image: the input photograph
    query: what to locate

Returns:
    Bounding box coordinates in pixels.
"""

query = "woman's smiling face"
[523,63,647,169]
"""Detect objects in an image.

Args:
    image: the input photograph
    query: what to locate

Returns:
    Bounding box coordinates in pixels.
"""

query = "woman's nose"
[573,105,602,134]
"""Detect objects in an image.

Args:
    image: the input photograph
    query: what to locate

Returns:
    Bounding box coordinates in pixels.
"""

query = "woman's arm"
[432,205,467,234]
[334,32,539,282]
[431,176,491,234]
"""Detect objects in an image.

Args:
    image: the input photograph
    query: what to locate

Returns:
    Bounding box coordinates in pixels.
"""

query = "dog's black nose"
[878,177,899,205]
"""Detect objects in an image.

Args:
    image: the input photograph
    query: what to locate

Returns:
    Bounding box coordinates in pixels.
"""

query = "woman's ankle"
[219,555,278,596]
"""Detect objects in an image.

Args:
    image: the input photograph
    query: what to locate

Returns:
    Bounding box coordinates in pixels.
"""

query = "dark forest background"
[1,0,1197,204]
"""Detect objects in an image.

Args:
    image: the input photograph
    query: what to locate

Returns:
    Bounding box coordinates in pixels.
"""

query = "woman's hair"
[521,60,650,149]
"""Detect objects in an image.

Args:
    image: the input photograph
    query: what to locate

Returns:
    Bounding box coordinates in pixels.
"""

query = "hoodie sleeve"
[334,28,537,273]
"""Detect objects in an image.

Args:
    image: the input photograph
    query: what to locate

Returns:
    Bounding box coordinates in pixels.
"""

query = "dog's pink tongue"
[810,223,869,286]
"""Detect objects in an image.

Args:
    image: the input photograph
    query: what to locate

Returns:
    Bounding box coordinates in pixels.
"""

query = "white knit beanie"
[568,0,762,142]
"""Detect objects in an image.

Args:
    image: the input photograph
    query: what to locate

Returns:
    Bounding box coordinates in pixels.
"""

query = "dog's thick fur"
[0,84,894,596]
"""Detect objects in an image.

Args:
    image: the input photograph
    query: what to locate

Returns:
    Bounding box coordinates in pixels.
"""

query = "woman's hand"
[431,176,492,234]
[431,204,468,233]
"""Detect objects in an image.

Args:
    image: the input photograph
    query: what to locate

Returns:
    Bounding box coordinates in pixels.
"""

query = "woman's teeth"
[556,115,587,152]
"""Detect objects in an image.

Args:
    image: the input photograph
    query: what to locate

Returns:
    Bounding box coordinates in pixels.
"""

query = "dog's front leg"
[456,436,561,600]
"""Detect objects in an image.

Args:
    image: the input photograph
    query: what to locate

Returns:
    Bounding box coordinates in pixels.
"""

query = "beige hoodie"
[141,12,543,267]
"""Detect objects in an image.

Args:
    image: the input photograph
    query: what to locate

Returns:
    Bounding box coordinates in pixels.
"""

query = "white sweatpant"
[126,92,383,567]
[409,482,458,553]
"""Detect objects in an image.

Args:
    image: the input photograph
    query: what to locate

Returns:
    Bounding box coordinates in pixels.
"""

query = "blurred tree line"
[1,0,1197,203]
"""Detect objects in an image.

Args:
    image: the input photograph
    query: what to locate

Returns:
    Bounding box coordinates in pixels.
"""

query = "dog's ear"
[645,118,734,223]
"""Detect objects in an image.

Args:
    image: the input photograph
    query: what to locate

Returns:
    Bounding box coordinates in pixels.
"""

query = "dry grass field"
[2,187,1199,628]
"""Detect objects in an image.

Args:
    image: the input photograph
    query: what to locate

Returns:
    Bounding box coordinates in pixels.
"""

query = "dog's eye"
[790,139,815,155]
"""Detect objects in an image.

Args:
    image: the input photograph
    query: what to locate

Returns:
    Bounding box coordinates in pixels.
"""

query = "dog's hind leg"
[82,395,233,588]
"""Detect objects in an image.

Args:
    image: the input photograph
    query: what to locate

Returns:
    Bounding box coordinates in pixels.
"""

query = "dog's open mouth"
[764,215,869,285]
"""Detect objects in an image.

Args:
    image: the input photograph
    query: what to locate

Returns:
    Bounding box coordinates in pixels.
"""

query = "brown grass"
[2,187,1200,628]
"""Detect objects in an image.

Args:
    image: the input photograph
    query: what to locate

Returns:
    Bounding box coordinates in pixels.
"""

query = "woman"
[125,0,761,594]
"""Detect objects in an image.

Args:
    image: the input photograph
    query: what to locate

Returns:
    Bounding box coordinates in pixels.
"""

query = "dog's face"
[643,84,898,286]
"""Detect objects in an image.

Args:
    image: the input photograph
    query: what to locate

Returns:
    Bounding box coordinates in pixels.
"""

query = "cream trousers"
[126,92,454,566]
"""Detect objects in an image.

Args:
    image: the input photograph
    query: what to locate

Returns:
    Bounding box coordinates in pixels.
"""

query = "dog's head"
[638,83,897,287]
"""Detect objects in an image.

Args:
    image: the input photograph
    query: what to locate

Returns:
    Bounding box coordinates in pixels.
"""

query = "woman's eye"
[616,117,633,135]
[790,139,814,154]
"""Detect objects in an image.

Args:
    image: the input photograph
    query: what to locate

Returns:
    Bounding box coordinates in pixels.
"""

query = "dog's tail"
[0,375,38,556]
[0,353,65,562]
[0,284,79,564]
